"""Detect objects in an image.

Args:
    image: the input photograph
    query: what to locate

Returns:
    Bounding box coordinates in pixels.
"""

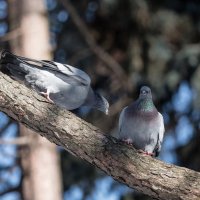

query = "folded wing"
[1,50,91,86]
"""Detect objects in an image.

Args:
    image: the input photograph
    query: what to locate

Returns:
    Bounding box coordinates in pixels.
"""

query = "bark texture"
[0,73,199,200]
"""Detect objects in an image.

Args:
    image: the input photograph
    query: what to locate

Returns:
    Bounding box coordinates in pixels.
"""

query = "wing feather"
[118,107,127,133]
[158,112,165,144]
[154,112,165,156]
[6,52,91,86]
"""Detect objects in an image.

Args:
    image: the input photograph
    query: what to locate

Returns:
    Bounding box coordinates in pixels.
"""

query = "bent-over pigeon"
[118,86,165,156]
[0,50,109,114]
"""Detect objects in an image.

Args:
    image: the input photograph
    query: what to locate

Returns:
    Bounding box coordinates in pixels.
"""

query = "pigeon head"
[139,86,152,99]
[82,88,109,114]
[137,86,155,112]
[95,93,109,115]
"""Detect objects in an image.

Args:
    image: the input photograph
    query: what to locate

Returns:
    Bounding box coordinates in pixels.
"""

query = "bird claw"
[40,91,54,104]
[138,149,155,156]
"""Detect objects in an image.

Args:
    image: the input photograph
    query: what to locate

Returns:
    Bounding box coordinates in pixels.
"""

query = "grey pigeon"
[0,50,109,114]
[118,86,165,156]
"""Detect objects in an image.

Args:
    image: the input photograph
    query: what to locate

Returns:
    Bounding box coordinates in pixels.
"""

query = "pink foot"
[138,149,154,156]
[40,91,54,103]
[121,138,133,145]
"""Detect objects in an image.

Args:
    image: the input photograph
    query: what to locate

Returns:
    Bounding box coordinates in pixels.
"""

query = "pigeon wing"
[118,106,127,134]
[154,112,165,156]
[14,54,91,86]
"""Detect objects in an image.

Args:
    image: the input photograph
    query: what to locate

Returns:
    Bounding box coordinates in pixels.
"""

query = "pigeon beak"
[104,109,109,115]
[141,90,147,94]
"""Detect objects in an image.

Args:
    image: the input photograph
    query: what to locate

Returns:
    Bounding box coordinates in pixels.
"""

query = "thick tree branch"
[0,186,20,196]
[0,73,199,200]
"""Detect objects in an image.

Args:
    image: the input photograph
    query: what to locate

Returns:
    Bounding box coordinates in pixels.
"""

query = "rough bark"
[7,0,62,199]
[0,73,199,200]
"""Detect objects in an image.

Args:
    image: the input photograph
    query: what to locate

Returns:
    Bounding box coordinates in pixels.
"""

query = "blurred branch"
[0,119,13,136]
[58,0,131,91]
[0,73,200,200]
[0,165,19,185]
[0,186,20,196]
[68,48,92,64]
[0,137,30,145]
[0,28,21,42]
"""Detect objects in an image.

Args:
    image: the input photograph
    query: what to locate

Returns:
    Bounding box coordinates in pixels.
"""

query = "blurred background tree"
[0,0,200,199]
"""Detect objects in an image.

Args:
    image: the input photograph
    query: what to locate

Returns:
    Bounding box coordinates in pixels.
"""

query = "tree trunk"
[7,0,62,200]
[0,73,199,200]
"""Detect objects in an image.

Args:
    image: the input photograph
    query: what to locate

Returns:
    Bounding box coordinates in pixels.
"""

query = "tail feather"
[0,50,31,81]
[0,50,21,65]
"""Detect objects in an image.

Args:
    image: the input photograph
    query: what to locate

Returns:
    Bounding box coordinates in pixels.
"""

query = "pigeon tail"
[0,50,22,66]
[0,50,33,81]
[153,133,162,157]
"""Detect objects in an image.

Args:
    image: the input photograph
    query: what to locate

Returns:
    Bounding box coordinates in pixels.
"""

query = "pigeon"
[118,86,165,156]
[0,50,109,114]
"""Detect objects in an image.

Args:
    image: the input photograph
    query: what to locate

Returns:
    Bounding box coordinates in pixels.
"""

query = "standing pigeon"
[0,50,109,114]
[118,86,164,156]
